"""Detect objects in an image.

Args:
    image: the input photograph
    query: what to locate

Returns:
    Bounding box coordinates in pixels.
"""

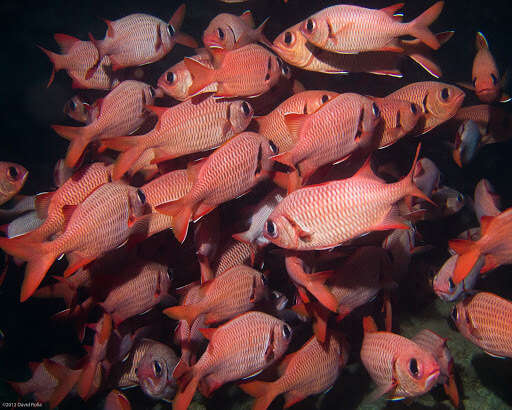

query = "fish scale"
[213,239,256,276]
[141,170,193,210]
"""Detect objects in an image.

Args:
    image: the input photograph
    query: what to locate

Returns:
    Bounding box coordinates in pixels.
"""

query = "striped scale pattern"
[213,239,257,276]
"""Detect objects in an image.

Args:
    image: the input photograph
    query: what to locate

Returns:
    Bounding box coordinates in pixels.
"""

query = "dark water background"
[1,0,512,408]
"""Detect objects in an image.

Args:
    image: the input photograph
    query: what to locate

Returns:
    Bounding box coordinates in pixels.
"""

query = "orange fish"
[254,90,339,153]
[459,32,510,104]
[52,80,158,168]
[0,182,149,301]
[299,2,444,54]
[184,44,284,98]
[264,144,432,251]
[203,11,270,52]
[361,316,440,401]
[240,332,349,410]
[38,34,116,89]
[451,291,512,358]
[157,49,216,101]
[156,132,278,243]
[386,81,465,136]
[172,311,292,410]
[0,162,28,206]
[105,95,254,180]
[141,169,194,211]
[273,93,381,191]
[87,6,197,77]
[449,207,512,284]
[164,265,268,326]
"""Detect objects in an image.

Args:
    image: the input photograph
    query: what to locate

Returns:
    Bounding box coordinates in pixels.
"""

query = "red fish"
[172,311,292,410]
[52,80,158,168]
[299,2,444,54]
[0,162,28,206]
[361,316,440,400]
[87,6,197,77]
[449,207,512,284]
[452,291,512,358]
[240,332,349,410]
[212,238,259,277]
[157,132,278,243]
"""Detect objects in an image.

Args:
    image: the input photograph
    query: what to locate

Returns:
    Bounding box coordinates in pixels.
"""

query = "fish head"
[157,62,191,101]
[263,214,297,249]
[0,162,28,203]
[259,137,280,173]
[413,158,441,197]
[431,187,465,216]
[161,21,179,51]
[63,95,89,123]
[395,347,440,397]
[299,16,328,51]
[203,15,237,51]
[228,100,254,133]
[450,298,473,340]
[136,343,178,400]
[473,39,500,103]
[433,255,460,301]
[272,26,311,68]
[272,320,294,357]
[425,84,465,122]
[304,91,339,115]
[453,120,481,167]
[357,98,382,145]
[128,187,150,218]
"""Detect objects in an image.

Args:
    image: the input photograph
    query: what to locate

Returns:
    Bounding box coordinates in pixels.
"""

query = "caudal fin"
[448,239,482,284]
[37,46,63,88]
[403,31,454,78]
[173,373,199,410]
[112,145,147,180]
[407,1,444,50]
[156,200,193,243]
[0,237,57,302]
[239,380,277,410]
[51,124,92,168]
[163,304,202,327]
[404,144,437,207]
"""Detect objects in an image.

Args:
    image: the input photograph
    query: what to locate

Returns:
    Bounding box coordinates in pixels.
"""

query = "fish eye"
[167,24,175,37]
[441,87,449,101]
[241,101,251,116]
[266,220,278,238]
[136,189,146,204]
[149,87,156,98]
[372,102,380,117]
[282,324,292,339]
[409,358,419,377]
[410,103,417,114]
[305,19,315,33]
[70,99,76,110]
[284,31,293,45]
[457,193,463,202]
[491,73,497,85]
[448,277,455,290]
[450,306,459,322]
[270,290,279,300]
[217,27,224,40]
[166,71,175,84]
[268,140,278,154]
[153,360,162,377]
[281,62,290,76]
[321,94,329,104]
[7,166,18,179]
[472,77,477,87]
[261,273,268,286]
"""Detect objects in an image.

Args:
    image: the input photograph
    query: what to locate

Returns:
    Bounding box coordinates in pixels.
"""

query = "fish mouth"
[203,35,224,50]
[425,370,441,389]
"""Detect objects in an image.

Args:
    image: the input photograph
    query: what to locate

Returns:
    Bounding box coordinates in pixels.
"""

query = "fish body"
[52,80,157,168]
[387,81,465,135]
[141,169,194,211]
[107,95,254,180]
[241,333,349,410]
[194,210,221,282]
[104,390,131,410]
[361,318,440,400]
[173,311,292,410]
[413,157,441,198]
[454,104,512,144]
[5,211,44,238]
[452,292,512,358]
[213,238,258,276]
[299,2,443,54]
[474,179,501,222]
[0,162,28,206]
[264,145,430,250]
[433,254,482,302]
[255,90,339,153]
[382,225,416,280]
[157,132,278,243]
[184,44,283,98]
[452,119,481,167]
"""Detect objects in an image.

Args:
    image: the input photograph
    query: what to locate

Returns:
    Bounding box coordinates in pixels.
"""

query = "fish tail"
[255,17,273,48]
[448,239,482,284]
[157,201,192,244]
[183,57,215,97]
[404,143,437,207]
[306,270,338,313]
[42,359,82,408]
[173,373,199,410]
[443,372,460,408]
[37,45,63,88]
[239,380,277,410]
[0,237,57,302]
[85,32,103,79]
[163,304,201,327]
[51,124,92,168]
[402,32,454,78]
[77,359,98,399]
[407,1,444,50]
[112,145,147,181]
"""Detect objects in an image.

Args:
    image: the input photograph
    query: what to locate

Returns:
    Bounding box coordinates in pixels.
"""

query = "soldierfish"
[87,6,197,77]
[212,238,259,277]
[0,182,149,301]
[52,80,158,168]
[240,332,349,410]
[0,162,28,206]
[451,291,512,358]
[172,311,292,410]
[360,316,440,401]
[63,96,99,124]
[156,132,278,243]
[3,211,44,239]
[299,2,444,54]
[449,207,512,284]
[264,144,433,251]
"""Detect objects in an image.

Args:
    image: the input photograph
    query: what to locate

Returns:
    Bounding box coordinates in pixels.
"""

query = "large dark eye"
[321,94,329,104]
[153,360,162,377]
[70,99,76,110]
[410,103,417,114]
[282,324,292,339]
[457,193,464,202]
[217,27,224,40]
[306,19,315,33]
[241,101,251,116]
[266,220,277,238]
[409,358,419,377]
[167,24,175,37]
[166,71,175,84]
[268,140,278,154]
[137,189,146,204]
[281,62,289,76]
[450,306,458,322]
[472,77,477,87]
[372,102,380,117]
[491,73,497,85]
[284,31,292,44]
[8,166,18,179]
[448,277,455,290]
[441,87,449,101]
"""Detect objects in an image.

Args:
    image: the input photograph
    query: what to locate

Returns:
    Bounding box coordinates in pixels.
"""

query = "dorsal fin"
[54,34,81,54]
[380,3,404,17]
[101,18,115,37]
[240,10,255,28]
[475,31,489,50]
